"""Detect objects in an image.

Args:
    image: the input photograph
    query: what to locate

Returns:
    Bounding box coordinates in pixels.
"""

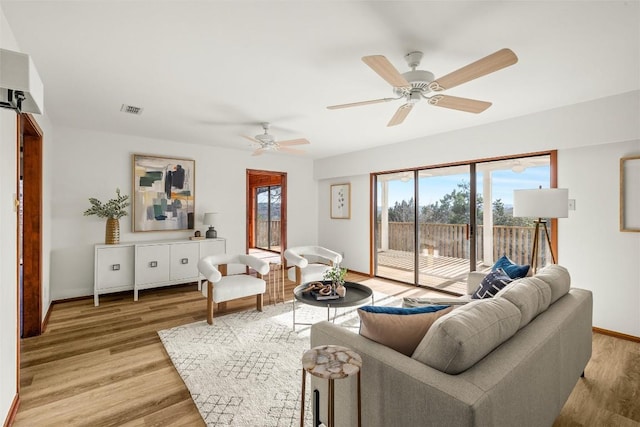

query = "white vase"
[335,283,346,297]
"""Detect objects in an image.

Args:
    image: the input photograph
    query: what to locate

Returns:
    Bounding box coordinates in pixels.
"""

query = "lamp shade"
[203,212,218,226]
[513,188,569,218]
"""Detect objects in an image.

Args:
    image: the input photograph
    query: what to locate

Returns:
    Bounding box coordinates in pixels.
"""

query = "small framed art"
[620,155,640,232]
[331,183,350,219]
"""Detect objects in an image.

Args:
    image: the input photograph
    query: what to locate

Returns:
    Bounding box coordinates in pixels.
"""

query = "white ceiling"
[2,1,639,159]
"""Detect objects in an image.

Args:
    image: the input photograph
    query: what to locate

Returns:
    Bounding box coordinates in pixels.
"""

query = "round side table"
[300,345,362,427]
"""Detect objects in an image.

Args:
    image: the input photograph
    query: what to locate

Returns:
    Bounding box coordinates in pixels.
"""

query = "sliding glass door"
[374,154,552,294]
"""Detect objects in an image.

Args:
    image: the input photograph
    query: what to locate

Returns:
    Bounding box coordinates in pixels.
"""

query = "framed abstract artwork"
[132,154,195,232]
[620,155,640,232]
[330,183,350,219]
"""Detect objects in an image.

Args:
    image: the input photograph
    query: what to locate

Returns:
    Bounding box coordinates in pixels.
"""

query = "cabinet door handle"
[149,261,158,268]
[111,264,120,271]
[181,258,189,265]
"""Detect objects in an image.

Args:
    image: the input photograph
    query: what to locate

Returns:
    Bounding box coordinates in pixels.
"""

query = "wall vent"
[120,104,143,115]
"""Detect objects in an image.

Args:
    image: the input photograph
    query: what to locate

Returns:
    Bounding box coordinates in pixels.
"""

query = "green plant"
[323,264,347,286]
[84,188,130,219]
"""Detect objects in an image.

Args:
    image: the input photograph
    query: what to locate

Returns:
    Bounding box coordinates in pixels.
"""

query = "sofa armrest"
[310,321,485,427]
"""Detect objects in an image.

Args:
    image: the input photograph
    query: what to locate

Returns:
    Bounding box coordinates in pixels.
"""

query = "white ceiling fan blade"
[277,138,310,147]
[362,55,411,88]
[252,148,265,156]
[327,98,397,110]
[430,48,518,91]
[428,95,492,113]
[387,103,413,127]
[277,146,306,155]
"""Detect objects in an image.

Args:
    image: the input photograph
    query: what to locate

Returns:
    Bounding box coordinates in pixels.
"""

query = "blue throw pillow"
[472,268,513,299]
[492,255,530,279]
[358,304,454,356]
[359,305,451,315]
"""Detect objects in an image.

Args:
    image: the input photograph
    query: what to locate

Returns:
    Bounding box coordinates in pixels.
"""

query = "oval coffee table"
[292,281,374,331]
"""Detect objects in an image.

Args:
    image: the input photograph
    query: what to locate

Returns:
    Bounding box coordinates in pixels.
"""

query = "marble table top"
[302,345,362,380]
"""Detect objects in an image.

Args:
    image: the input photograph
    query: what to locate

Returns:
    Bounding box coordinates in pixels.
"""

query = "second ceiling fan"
[242,123,310,156]
[327,48,518,126]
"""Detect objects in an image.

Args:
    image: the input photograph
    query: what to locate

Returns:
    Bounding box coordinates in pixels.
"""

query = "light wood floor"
[13,271,640,426]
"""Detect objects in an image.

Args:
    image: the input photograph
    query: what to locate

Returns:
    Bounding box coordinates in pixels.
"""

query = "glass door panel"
[476,155,551,269]
[417,165,472,294]
[375,171,416,284]
[255,185,281,252]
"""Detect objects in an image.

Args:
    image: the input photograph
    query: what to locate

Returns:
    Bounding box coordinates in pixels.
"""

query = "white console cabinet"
[94,238,225,306]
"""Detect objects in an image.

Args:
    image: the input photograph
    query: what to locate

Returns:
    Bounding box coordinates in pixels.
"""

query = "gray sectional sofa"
[310,265,593,427]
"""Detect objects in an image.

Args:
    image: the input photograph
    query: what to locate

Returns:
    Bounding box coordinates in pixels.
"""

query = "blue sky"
[383,166,551,206]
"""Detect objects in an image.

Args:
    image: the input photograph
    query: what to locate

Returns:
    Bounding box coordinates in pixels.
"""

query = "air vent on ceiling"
[120,104,143,115]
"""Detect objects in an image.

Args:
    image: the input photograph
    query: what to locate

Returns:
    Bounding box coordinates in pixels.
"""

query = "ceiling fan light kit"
[328,48,518,126]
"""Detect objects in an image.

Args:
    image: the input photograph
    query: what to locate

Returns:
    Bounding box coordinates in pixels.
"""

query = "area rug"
[158,291,399,426]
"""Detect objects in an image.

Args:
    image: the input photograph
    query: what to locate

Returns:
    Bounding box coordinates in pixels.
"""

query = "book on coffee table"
[311,290,340,301]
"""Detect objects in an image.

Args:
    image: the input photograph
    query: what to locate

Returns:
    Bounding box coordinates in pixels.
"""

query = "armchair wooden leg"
[295,266,302,286]
[257,294,263,312]
[207,281,214,325]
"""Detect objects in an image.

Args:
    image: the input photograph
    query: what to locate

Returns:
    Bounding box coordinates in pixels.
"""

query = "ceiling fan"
[327,48,518,126]
[242,123,310,156]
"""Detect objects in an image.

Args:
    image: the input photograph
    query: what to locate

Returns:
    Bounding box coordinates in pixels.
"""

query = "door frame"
[18,113,43,338]
[246,169,287,254]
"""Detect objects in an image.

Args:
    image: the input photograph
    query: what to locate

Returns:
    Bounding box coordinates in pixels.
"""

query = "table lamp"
[203,212,218,238]
[513,188,568,272]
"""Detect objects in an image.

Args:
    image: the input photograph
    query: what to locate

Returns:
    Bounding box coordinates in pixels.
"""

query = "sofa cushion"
[471,268,513,299]
[412,298,521,374]
[495,277,552,329]
[492,255,530,279]
[534,264,571,304]
[358,305,454,356]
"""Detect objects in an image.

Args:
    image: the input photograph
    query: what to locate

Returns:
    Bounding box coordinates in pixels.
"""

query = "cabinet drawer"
[96,246,134,290]
[136,245,170,285]
[170,242,199,280]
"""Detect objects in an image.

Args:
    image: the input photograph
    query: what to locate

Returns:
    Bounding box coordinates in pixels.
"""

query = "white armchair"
[198,254,270,325]
[284,246,343,285]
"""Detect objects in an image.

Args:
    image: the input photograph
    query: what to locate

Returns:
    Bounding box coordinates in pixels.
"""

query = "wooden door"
[19,113,43,338]
[246,169,287,254]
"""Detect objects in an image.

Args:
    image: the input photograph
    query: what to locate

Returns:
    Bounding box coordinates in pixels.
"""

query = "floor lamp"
[513,188,569,273]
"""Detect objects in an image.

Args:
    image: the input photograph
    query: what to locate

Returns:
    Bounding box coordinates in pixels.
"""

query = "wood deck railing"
[256,220,281,247]
[258,220,550,266]
[377,222,551,266]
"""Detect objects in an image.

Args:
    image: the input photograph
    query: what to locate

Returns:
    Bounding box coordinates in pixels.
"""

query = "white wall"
[317,91,640,336]
[318,174,370,272]
[559,140,640,336]
[1,5,56,421]
[50,126,317,299]
[0,104,18,424]
[1,3,18,420]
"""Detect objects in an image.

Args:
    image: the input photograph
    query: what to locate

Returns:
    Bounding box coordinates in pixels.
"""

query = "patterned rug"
[158,292,398,426]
